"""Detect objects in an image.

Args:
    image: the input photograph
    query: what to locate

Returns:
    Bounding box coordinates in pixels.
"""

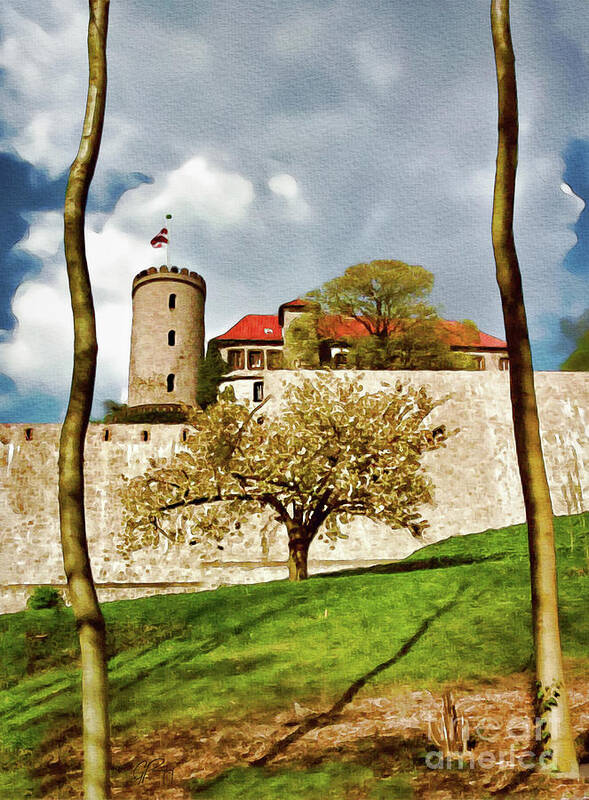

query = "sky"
[0,0,587,422]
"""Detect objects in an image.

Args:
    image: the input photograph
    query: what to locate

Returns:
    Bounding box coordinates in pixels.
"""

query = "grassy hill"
[0,513,587,798]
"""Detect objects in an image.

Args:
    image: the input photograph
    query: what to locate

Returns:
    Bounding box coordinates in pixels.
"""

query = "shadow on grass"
[110,594,308,696]
[250,584,467,767]
[316,553,505,579]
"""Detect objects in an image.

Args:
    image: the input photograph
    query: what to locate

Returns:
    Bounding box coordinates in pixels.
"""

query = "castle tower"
[128,266,206,408]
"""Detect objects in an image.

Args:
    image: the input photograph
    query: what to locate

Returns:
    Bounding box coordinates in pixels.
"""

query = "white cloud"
[18,211,63,258]
[268,173,299,199]
[140,157,254,226]
[0,155,256,408]
[268,173,309,220]
[0,1,88,175]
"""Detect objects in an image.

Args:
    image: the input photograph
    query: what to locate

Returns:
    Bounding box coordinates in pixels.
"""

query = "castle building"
[128,265,206,409]
[212,298,509,405]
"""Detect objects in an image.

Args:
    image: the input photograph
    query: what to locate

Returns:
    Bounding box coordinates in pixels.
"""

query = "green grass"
[0,513,587,797]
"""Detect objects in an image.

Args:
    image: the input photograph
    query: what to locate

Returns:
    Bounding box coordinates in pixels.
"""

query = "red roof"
[214,310,507,351]
[317,315,506,350]
[215,314,282,342]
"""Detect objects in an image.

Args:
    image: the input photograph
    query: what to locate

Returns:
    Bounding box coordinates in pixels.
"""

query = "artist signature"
[131,757,175,786]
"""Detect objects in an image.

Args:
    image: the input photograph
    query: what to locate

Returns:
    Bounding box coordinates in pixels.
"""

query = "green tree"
[121,376,448,582]
[490,0,578,777]
[59,2,111,798]
[283,311,320,368]
[560,309,589,371]
[197,341,229,408]
[307,260,468,369]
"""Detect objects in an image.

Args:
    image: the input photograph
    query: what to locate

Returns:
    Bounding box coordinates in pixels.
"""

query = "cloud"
[0,155,257,416]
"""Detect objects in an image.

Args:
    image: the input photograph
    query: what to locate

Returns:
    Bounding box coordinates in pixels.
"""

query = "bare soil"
[38,672,589,800]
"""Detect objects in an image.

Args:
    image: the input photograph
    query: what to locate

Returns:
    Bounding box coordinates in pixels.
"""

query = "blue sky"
[0,0,587,421]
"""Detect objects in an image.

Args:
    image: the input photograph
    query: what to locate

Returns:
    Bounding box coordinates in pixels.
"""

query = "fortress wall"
[0,371,587,613]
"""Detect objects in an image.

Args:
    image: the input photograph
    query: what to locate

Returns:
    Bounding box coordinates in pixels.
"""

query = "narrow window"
[141,430,149,442]
[499,357,509,371]
[474,355,485,370]
[169,293,176,309]
[167,373,175,392]
[182,429,188,442]
[104,429,110,441]
[25,427,33,441]
[253,381,264,402]
[168,330,176,346]
[248,350,264,369]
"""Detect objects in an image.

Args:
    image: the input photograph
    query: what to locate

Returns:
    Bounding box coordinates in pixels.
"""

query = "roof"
[317,315,507,350]
[278,297,313,326]
[213,310,507,351]
[214,314,282,342]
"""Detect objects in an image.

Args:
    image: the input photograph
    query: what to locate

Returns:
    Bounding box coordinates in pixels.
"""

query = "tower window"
[169,293,176,309]
[253,381,264,402]
[104,429,110,441]
[167,373,175,392]
[168,330,176,346]
[141,430,149,442]
[182,429,188,442]
[25,428,33,441]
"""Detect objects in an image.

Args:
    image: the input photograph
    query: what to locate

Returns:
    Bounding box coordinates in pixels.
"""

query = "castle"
[126,263,509,412]
[0,264,587,613]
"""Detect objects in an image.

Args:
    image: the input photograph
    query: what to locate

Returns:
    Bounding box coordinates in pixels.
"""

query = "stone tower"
[128,265,206,408]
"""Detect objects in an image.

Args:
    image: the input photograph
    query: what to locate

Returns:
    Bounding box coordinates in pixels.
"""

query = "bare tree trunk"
[59,2,111,798]
[490,0,578,778]
[287,526,310,581]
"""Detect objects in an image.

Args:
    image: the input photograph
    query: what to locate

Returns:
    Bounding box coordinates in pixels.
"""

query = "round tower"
[128,265,206,408]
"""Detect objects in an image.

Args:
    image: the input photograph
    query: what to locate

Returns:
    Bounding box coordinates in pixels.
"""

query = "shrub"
[27,587,64,611]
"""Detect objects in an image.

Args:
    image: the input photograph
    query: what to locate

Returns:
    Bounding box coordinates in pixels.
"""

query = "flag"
[150,228,168,248]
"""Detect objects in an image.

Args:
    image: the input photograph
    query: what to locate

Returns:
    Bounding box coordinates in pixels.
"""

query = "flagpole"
[166,213,172,269]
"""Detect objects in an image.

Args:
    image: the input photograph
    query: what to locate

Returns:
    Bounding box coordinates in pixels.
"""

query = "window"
[167,373,175,392]
[267,350,283,370]
[227,349,245,370]
[104,429,110,441]
[333,352,347,369]
[169,293,176,309]
[499,357,509,371]
[248,350,264,369]
[182,429,188,442]
[168,330,176,346]
[474,355,485,370]
[141,430,149,442]
[253,381,264,402]
[25,428,33,441]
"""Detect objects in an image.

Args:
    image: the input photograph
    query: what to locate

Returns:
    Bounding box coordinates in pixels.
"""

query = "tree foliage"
[307,261,474,370]
[121,376,449,581]
[560,309,589,371]
[197,340,230,408]
[283,311,320,369]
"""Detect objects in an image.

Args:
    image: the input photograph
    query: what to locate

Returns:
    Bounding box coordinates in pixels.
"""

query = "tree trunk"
[490,0,579,778]
[287,527,310,581]
[59,2,111,798]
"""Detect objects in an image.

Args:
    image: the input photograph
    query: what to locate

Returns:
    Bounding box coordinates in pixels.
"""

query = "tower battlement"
[132,265,206,297]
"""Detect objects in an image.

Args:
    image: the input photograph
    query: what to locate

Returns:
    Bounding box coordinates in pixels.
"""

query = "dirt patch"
[38,673,589,799]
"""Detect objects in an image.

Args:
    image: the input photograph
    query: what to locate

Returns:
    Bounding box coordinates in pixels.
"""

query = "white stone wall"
[0,370,587,612]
